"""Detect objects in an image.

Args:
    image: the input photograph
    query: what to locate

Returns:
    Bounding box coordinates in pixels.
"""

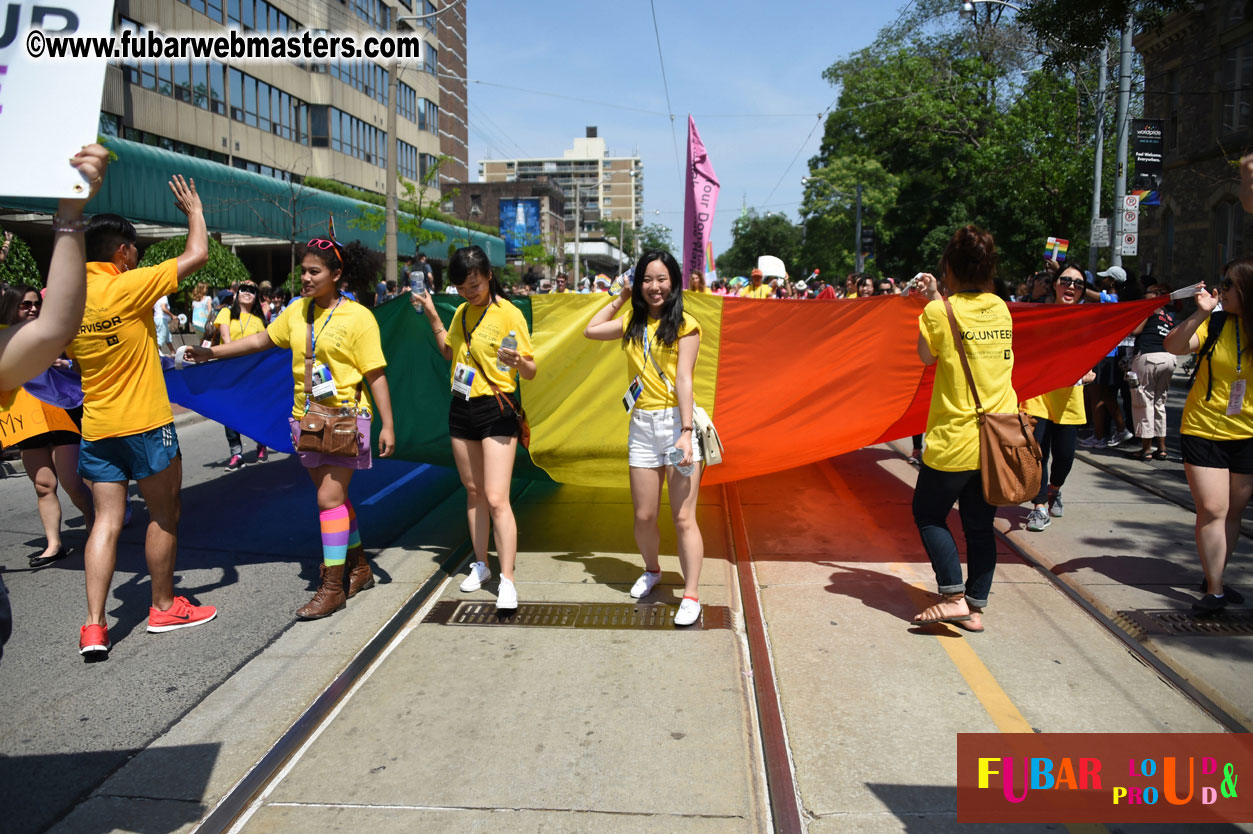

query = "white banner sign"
[0,1,114,199]
[1091,218,1110,247]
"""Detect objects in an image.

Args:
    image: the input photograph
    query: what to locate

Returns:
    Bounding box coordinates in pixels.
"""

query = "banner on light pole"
[682,116,720,287]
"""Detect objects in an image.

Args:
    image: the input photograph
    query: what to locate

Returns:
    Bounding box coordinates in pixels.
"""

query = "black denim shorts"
[449,394,520,441]
[1181,434,1253,475]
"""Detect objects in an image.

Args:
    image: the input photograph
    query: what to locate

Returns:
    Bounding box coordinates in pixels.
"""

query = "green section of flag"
[369,293,549,481]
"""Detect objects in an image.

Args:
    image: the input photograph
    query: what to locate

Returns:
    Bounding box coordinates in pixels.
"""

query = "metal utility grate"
[1117,609,1253,637]
[423,600,731,630]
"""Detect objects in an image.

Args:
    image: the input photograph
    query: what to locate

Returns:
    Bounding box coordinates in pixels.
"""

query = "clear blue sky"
[465,0,909,262]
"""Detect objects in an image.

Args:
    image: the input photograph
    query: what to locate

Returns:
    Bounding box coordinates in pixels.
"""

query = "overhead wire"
[647,0,682,176]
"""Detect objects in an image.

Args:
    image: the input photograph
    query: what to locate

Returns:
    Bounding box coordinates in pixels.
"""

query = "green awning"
[0,137,505,265]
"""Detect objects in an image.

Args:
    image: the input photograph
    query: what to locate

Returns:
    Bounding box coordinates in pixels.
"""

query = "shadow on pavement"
[2,742,218,834]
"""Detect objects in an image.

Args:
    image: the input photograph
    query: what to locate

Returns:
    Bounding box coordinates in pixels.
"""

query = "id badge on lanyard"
[1230,327,1246,416]
[622,375,643,411]
[310,361,337,400]
[452,362,476,400]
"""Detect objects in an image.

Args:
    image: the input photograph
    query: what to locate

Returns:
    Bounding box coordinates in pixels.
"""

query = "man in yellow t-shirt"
[739,268,772,299]
[68,178,218,659]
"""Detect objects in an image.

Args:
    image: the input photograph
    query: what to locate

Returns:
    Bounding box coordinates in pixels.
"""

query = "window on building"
[98,112,121,137]
[425,44,437,75]
[1222,39,1253,134]
[1214,199,1242,277]
[209,62,226,115]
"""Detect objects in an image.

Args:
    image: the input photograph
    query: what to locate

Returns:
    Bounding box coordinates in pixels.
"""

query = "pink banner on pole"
[682,115,720,287]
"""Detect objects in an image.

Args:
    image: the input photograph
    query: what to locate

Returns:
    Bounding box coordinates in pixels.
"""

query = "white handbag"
[645,340,723,467]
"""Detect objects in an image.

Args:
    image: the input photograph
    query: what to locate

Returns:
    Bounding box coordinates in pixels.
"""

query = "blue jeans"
[912,463,999,608]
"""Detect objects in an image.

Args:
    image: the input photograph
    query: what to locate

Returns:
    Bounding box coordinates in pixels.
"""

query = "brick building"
[1136,1,1253,284]
[436,0,469,186]
[447,179,566,276]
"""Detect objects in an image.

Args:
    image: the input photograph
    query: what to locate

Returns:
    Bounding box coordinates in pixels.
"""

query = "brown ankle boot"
[345,546,375,598]
[296,563,346,619]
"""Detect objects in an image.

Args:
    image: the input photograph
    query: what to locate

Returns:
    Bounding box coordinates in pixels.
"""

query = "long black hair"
[229,282,261,322]
[301,239,383,305]
[623,250,685,350]
[0,283,22,325]
[448,245,506,304]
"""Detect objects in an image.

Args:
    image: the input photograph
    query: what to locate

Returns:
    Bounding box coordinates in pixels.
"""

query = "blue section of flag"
[163,350,296,453]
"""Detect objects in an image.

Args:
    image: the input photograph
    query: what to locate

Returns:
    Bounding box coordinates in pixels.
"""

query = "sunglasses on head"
[19,299,41,309]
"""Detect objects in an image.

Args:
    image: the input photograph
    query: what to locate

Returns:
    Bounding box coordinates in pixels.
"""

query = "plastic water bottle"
[411,270,427,296]
[667,446,694,477]
[498,330,517,373]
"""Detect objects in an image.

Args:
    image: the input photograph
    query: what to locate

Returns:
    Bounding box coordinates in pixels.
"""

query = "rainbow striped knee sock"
[320,505,350,566]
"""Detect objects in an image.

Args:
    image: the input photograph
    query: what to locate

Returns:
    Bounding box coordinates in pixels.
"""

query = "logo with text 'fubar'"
[957,733,1251,824]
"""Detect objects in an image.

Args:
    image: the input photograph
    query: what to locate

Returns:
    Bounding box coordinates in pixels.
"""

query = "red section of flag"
[705,295,1167,486]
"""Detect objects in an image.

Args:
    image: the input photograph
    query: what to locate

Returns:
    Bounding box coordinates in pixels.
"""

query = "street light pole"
[1088,43,1108,273]
[802,176,864,274]
[1111,17,1133,268]
[854,184,864,273]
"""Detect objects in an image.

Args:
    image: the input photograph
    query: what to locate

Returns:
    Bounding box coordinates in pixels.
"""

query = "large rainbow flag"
[164,293,1165,489]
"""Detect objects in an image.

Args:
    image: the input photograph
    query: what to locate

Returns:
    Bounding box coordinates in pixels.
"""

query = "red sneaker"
[147,596,217,633]
[79,623,111,656]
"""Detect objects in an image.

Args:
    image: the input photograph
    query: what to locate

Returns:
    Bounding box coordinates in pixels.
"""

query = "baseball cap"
[750,268,763,278]
[1096,265,1127,283]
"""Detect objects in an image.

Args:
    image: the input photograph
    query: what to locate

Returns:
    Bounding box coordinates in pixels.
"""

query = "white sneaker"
[674,597,701,627]
[630,571,662,599]
[496,577,518,610]
[460,561,491,592]
[1107,428,1134,447]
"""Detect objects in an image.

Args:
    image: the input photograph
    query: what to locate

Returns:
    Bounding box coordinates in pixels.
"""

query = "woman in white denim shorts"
[584,250,705,626]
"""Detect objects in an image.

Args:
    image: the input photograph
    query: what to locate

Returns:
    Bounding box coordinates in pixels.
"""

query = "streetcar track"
[190,481,532,834]
[883,442,1250,735]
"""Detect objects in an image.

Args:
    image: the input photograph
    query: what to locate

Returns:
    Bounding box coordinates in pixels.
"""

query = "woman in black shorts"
[413,246,536,610]
[1165,256,1253,613]
[1,284,94,568]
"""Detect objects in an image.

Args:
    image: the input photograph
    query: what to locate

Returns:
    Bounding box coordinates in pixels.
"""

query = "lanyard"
[1237,322,1243,376]
[460,305,489,359]
[310,298,342,361]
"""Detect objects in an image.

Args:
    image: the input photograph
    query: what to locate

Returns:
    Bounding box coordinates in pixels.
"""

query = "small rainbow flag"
[704,240,717,281]
[1044,236,1069,262]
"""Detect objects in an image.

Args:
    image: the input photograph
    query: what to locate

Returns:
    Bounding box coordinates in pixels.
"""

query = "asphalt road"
[0,415,460,834]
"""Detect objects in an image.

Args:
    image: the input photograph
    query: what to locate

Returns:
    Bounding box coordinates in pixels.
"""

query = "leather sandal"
[912,593,973,625]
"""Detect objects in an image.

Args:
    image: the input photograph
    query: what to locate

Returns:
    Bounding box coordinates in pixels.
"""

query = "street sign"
[1123,195,1140,212]
[1091,218,1111,247]
[1121,233,1138,256]
[1122,210,1139,233]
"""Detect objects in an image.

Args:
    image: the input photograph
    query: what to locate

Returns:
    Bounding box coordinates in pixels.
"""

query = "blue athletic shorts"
[79,422,180,483]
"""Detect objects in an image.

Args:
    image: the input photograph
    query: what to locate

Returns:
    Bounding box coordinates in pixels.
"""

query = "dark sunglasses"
[19,299,41,310]
[1055,277,1084,288]
[239,285,258,293]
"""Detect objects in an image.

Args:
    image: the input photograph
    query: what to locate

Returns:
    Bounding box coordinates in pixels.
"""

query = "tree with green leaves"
[139,235,249,293]
[353,154,458,277]
[799,156,899,278]
[0,230,43,287]
[716,210,803,278]
[810,0,1118,280]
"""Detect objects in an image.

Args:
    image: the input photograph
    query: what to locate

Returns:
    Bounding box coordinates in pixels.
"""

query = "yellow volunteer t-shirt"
[739,284,771,299]
[445,299,532,398]
[919,293,1018,471]
[267,297,387,418]
[68,260,177,441]
[214,307,267,343]
[1182,315,1253,441]
[622,311,701,411]
[1022,384,1086,426]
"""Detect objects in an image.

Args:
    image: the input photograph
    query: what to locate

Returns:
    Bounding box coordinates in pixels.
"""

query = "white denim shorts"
[628,406,700,469]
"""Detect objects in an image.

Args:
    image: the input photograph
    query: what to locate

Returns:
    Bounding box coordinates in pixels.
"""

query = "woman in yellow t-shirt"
[414,245,536,611]
[189,239,395,621]
[212,281,269,470]
[911,225,1017,633]
[1021,265,1095,533]
[1165,257,1253,614]
[584,250,705,627]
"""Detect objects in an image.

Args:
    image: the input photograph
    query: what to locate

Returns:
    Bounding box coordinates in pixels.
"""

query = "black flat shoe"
[1196,579,1244,605]
[1192,593,1228,615]
[29,547,68,569]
